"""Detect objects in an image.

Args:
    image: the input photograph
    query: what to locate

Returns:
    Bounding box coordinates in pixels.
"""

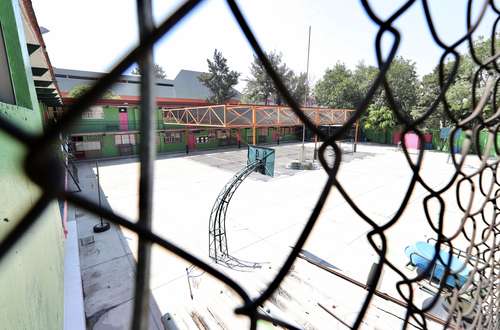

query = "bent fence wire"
[2,0,500,329]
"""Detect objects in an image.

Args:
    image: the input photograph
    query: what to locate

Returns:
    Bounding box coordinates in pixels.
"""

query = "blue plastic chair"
[405,241,470,288]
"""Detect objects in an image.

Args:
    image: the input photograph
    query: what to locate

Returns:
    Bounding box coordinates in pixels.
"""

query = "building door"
[187,132,196,151]
[119,107,128,131]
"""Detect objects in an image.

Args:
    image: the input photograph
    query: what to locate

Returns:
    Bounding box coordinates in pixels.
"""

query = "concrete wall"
[0,1,65,329]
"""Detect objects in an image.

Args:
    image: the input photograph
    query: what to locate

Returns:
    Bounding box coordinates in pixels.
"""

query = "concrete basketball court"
[74,142,486,329]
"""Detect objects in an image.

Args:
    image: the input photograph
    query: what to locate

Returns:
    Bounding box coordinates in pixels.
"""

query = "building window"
[217,130,229,139]
[0,26,15,105]
[164,132,181,144]
[115,134,136,145]
[196,136,209,144]
[280,127,293,135]
[73,135,101,151]
[82,106,104,119]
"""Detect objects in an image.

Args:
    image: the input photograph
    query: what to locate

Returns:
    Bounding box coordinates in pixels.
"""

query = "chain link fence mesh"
[2,0,500,329]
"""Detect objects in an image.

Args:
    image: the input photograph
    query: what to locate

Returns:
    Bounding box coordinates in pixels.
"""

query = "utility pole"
[300,25,311,162]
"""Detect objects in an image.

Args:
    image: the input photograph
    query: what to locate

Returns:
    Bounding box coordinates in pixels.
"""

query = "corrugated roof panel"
[55,68,176,98]
[55,68,240,101]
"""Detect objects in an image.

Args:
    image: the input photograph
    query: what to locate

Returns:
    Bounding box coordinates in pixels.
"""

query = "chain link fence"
[1,0,500,329]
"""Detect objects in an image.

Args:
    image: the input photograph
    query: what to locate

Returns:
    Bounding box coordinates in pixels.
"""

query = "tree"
[439,37,500,121]
[364,105,395,130]
[413,67,443,129]
[364,105,396,143]
[131,63,167,79]
[314,62,361,108]
[314,61,379,109]
[243,51,306,105]
[244,51,282,105]
[413,55,474,129]
[469,34,500,67]
[360,56,418,134]
[198,49,240,104]
[68,84,118,99]
[287,72,308,106]
[352,61,379,104]
[377,56,419,116]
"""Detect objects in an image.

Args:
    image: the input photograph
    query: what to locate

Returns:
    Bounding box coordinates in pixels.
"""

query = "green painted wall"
[157,109,166,129]
[0,0,37,108]
[70,105,120,133]
[69,102,305,157]
[72,106,174,133]
[364,127,394,144]
[159,142,185,153]
[127,107,139,130]
[104,106,119,130]
[192,129,217,150]
[478,130,497,157]
[242,128,251,144]
[0,0,64,330]
[0,2,64,329]
[72,124,302,159]
[102,135,119,157]
[0,104,65,330]
[158,132,184,153]
[279,130,297,142]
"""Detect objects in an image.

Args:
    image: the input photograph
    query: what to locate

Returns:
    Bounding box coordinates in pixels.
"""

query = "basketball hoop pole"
[93,160,110,233]
[300,26,311,163]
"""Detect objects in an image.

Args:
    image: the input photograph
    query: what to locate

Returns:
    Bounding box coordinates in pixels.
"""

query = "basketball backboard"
[247,145,275,177]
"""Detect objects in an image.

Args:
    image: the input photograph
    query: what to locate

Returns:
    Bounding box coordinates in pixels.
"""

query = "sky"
[32,0,498,90]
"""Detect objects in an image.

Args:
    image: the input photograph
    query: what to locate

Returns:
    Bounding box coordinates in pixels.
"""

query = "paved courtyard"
[74,142,485,329]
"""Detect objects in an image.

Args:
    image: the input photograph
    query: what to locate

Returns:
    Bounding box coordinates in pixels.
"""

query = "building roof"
[55,68,177,99]
[20,0,62,106]
[173,69,211,100]
[55,68,241,105]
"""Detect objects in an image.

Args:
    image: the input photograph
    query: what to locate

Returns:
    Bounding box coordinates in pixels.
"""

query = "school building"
[53,68,350,159]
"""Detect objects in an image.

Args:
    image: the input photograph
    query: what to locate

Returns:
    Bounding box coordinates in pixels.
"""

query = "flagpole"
[301,25,311,162]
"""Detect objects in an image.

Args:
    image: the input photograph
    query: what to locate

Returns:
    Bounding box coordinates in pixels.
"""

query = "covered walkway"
[163,104,359,145]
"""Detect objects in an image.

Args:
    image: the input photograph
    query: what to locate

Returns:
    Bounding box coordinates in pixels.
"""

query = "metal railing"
[163,104,355,127]
[1,0,500,329]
